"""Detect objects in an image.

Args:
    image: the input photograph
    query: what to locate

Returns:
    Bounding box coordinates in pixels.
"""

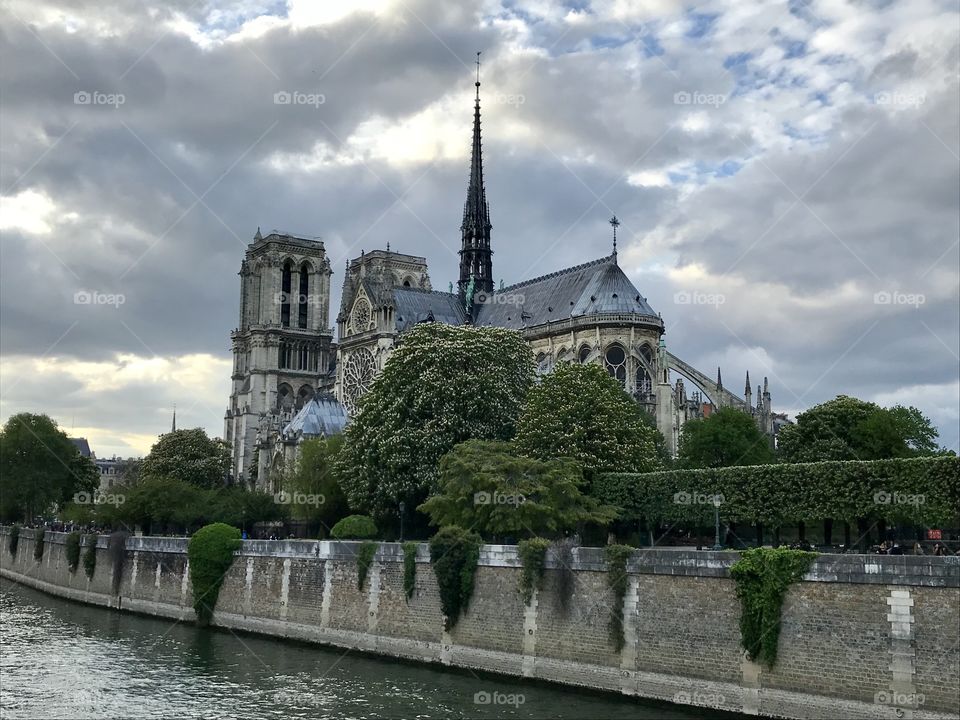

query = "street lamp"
[399,501,406,542]
[712,496,723,551]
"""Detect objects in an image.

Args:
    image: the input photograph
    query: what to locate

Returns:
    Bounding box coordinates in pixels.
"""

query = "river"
[0,578,739,719]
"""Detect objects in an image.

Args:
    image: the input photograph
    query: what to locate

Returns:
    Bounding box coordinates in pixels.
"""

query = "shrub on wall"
[65,531,82,572]
[8,525,20,557]
[428,526,482,630]
[356,541,378,591]
[188,523,242,626]
[33,528,45,560]
[82,535,97,579]
[604,544,635,652]
[730,547,817,667]
[402,541,419,600]
[517,538,550,605]
[330,515,378,540]
[108,531,129,594]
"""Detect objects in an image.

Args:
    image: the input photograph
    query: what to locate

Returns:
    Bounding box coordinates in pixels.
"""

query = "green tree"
[285,435,349,534]
[514,363,662,480]
[0,413,98,522]
[778,395,948,463]
[640,409,672,468]
[677,407,775,469]
[418,440,616,538]
[336,323,536,519]
[140,428,230,488]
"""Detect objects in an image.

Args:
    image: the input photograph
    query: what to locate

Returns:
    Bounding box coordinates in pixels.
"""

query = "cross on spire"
[609,215,620,254]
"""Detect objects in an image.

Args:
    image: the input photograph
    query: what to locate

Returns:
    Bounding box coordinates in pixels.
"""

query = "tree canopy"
[514,362,662,479]
[336,323,536,519]
[418,440,616,538]
[677,407,775,469]
[284,434,349,534]
[777,395,948,463]
[140,428,231,488]
[0,413,99,522]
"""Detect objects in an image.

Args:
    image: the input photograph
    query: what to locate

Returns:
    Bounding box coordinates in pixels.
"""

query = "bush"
[82,535,97,579]
[330,515,378,540]
[33,528,45,560]
[65,531,82,572]
[594,456,959,529]
[604,544,635,651]
[730,548,817,667]
[517,538,550,605]
[402,541,419,600]
[356,541,378,591]
[429,526,482,630]
[188,523,242,626]
[8,525,20,557]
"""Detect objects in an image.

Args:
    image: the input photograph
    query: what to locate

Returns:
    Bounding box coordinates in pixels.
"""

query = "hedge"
[594,456,959,528]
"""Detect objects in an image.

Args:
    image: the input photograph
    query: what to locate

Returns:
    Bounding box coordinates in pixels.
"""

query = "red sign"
[927,529,942,540]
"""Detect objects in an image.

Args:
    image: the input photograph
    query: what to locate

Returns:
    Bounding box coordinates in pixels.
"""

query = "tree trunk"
[824,519,834,546]
[843,521,851,549]
[756,523,764,547]
[857,518,871,552]
[774,526,781,547]
[798,521,806,543]
[878,518,887,545]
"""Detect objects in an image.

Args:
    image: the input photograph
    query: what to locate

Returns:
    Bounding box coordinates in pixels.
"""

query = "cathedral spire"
[458,51,493,303]
[171,404,177,433]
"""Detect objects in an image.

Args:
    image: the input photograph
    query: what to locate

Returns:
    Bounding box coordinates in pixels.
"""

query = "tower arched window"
[636,344,653,394]
[298,263,309,328]
[578,344,591,364]
[280,261,292,327]
[604,344,627,386]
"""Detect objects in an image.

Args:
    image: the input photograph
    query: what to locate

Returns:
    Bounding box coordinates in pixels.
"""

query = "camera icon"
[73,491,92,504]
[673,491,691,505]
[473,691,491,705]
[74,91,91,105]
[873,490,891,505]
[673,691,691,703]
[273,491,291,505]
[673,291,691,304]
[473,491,491,506]
[674,91,691,105]
[873,291,892,305]
[74,290,92,305]
[274,91,292,105]
[874,92,892,105]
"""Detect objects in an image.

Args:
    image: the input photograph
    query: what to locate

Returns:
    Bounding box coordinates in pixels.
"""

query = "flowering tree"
[140,428,230,488]
[336,323,535,519]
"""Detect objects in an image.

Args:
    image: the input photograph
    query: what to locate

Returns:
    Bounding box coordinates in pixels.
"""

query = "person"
[877,541,889,554]
[889,543,904,555]
[932,542,947,556]
[913,542,924,555]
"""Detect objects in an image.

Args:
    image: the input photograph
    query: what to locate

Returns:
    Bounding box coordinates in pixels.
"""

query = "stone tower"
[224,229,334,489]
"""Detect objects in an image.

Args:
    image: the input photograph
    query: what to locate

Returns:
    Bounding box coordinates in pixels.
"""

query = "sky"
[1,0,958,458]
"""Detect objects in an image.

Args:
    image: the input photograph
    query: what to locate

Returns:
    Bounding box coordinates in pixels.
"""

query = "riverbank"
[1,527,957,719]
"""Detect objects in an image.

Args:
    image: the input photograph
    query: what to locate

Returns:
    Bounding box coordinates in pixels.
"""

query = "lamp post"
[399,501,406,542]
[712,496,723,551]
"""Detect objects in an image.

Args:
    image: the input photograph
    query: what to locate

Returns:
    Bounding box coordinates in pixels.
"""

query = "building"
[226,63,775,489]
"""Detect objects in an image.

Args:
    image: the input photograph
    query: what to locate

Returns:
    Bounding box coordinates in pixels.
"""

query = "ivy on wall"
[552,538,576,612]
[33,529,45,561]
[357,541,378,591]
[429,526,481,630]
[8,525,20,557]
[604,544,635,652]
[82,535,97,579]
[187,523,241,626]
[108,531,129,594]
[730,547,817,667]
[402,541,418,600]
[518,538,550,606]
[65,531,82,572]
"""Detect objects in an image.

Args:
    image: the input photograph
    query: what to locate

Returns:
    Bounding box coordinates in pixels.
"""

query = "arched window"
[578,344,591,364]
[297,385,313,409]
[556,347,569,365]
[277,383,294,411]
[636,344,654,394]
[535,352,552,375]
[280,261,292,327]
[604,344,627,386]
[298,262,309,328]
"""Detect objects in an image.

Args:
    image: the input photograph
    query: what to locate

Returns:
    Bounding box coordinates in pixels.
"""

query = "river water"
[0,578,739,719]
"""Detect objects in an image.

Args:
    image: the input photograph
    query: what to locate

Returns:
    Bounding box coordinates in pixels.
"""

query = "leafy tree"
[0,413,98,522]
[514,363,662,480]
[336,323,536,519]
[330,514,378,539]
[778,395,948,463]
[140,428,230,488]
[285,435,349,534]
[677,407,774,469]
[639,410,672,468]
[419,440,616,538]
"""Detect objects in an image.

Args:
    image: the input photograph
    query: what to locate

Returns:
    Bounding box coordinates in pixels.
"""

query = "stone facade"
[3,528,957,720]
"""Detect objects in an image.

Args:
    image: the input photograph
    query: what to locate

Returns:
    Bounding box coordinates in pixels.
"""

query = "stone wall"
[1,528,957,720]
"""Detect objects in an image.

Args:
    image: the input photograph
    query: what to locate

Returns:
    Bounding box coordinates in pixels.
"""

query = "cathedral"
[225,67,775,490]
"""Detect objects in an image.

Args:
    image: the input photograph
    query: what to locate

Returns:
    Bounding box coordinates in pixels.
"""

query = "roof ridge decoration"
[497,254,616,293]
